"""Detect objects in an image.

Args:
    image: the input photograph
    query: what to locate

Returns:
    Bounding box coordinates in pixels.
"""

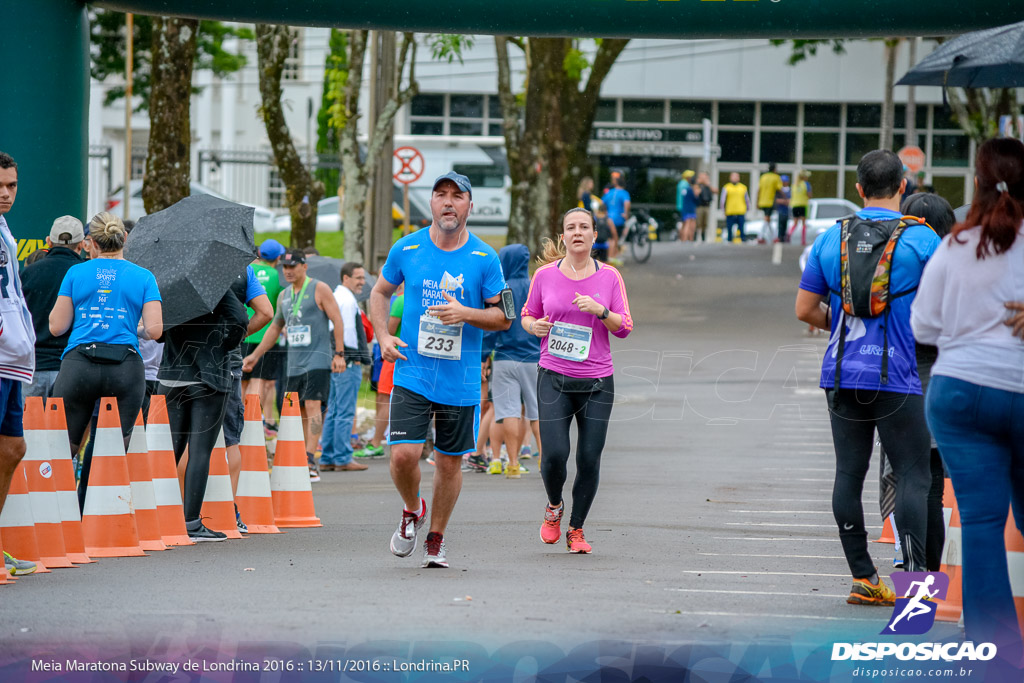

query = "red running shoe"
[566,528,592,554]
[540,502,563,544]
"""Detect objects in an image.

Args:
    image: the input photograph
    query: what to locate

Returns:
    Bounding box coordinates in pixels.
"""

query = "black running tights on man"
[828,389,932,576]
[162,383,229,524]
[537,372,615,529]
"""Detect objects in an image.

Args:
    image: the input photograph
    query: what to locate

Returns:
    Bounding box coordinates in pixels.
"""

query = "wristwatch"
[334,351,345,357]
[599,306,610,320]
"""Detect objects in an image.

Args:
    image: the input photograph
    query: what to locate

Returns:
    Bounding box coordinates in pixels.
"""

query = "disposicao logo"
[831,572,997,663]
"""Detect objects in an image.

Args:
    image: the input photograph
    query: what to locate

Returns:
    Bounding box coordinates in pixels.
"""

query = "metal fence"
[199,147,343,210]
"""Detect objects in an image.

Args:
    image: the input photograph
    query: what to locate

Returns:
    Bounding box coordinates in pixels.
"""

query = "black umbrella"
[286,254,377,303]
[124,194,256,329]
[897,20,1024,88]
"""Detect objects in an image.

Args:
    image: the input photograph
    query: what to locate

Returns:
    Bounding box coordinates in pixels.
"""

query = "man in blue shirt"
[601,174,630,263]
[796,149,939,603]
[370,171,510,568]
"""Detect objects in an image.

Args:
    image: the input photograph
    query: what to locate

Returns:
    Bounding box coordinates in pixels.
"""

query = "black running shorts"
[285,369,331,403]
[242,342,282,381]
[388,385,478,456]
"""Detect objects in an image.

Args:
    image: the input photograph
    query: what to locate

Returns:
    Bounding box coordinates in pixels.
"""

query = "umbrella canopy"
[897,20,1024,88]
[125,194,256,329]
[282,255,377,303]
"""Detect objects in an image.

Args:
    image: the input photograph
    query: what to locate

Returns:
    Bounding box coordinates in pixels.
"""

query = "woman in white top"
[911,137,1024,665]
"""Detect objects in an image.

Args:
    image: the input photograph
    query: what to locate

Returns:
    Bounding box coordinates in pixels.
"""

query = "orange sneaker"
[566,527,592,554]
[847,575,896,606]
[540,502,563,544]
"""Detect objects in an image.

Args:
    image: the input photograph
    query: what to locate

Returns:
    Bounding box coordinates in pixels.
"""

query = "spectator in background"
[757,163,784,234]
[911,137,1024,663]
[21,216,86,400]
[720,172,750,243]
[775,176,791,244]
[242,239,286,435]
[789,170,813,245]
[676,170,698,242]
[694,172,716,243]
[577,176,596,212]
[601,173,629,265]
[320,262,370,472]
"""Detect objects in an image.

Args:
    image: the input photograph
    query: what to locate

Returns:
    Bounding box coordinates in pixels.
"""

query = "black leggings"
[161,383,229,524]
[51,347,145,512]
[537,371,615,529]
[828,389,932,576]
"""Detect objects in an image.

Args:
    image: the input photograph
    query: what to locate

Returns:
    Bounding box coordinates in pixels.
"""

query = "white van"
[395,135,511,227]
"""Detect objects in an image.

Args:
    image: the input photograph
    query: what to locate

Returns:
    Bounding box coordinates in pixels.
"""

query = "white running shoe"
[390,498,426,557]
[422,532,448,568]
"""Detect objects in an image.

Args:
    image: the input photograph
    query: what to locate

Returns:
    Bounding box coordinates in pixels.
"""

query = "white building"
[88,32,973,222]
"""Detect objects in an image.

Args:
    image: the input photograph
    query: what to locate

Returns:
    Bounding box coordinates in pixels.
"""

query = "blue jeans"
[725,215,745,241]
[926,375,1024,660]
[320,363,362,466]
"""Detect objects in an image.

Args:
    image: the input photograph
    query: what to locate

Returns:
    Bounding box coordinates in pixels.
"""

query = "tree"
[89,9,252,110]
[315,29,349,198]
[142,17,199,214]
[256,24,325,250]
[494,37,629,255]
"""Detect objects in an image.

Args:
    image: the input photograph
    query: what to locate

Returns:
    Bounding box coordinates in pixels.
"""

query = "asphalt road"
[0,240,960,673]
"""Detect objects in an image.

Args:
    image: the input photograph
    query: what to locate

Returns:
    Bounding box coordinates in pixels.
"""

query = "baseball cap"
[432,171,473,199]
[682,170,695,180]
[49,216,84,245]
[258,238,286,261]
[781,174,790,182]
[281,250,306,266]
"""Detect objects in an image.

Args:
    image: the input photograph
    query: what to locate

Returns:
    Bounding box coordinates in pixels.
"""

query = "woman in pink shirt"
[521,207,633,553]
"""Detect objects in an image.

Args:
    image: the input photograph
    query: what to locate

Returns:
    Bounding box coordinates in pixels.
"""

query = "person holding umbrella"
[48,212,163,510]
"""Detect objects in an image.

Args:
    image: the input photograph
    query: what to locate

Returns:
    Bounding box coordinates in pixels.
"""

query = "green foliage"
[317,29,349,196]
[769,38,847,66]
[89,8,251,110]
[563,46,590,84]
[425,34,474,64]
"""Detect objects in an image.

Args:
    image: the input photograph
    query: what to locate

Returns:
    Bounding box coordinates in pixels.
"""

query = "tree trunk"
[256,24,324,251]
[880,39,898,151]
[948,87,1021,145]
[143,16,198,214]
[496,37,628,256]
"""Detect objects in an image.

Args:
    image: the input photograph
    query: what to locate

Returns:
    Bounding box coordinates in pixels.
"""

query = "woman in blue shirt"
[49,212,162,510]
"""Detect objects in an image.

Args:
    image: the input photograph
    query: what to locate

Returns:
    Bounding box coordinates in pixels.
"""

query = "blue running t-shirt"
[59,259,161,356]
[381,229,506,406]
[799,208,940,394]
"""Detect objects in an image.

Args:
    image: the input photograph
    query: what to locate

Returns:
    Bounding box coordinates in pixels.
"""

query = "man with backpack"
[795,149,940,605]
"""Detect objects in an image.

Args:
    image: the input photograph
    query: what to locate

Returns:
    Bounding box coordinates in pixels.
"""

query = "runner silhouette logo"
[882,571,949,635]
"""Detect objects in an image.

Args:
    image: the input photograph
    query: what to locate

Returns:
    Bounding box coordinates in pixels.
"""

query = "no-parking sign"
[393,146,425,185]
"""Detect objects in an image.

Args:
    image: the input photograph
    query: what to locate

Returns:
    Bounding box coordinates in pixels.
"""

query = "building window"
[719,131,753,162]
[595,99,617,123]
[621,99,664,124]
[893,104,929,132]
[847,104,881,128]
[411,94,445,117]
[932,134,970,167]
[267,169,287,209]
[845,132,878,164]
[804,104,840,128]
[450,94,484,119]
[759,132,796,164]
[718,102,755,126]
[760,103,797,127]
[449,121,483,136]
[282,29,302,81]
[409,93,495,136]
[803,132,840,165]
[411,121,444,136]
[670,101,711,125]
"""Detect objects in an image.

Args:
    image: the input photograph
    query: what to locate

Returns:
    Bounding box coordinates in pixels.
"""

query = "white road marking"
[728,510,832,514]
[667,588,847,598]
[714,537,840,542]
[652,610,881,623]
[682,570,849,577]
[726,522,882,529]
[697,552,845,560]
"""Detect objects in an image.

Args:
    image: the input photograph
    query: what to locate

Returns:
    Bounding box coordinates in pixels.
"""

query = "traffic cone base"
[82,512,147,558]
[874,514,896,545]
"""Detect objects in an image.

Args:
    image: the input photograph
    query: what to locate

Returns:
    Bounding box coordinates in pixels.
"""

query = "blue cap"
[259,238,286,261]
[432,171,473,199]
[781,175,790,182]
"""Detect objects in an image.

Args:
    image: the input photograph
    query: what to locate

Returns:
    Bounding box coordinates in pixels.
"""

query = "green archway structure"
[4,0,1022,256]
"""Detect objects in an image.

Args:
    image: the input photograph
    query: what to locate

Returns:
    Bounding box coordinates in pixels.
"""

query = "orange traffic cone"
[937,478,964,623]
[0,529,8,584]
[270,393,321,528]
[145,396,192,546]
[22,397,73,568]
[235,395,281,534]
[126,412,167,551]
[199,428,243,539]
[81,398,145,558]
[875,514,896,544]
[44,399,93,563]
[0,465,50,573]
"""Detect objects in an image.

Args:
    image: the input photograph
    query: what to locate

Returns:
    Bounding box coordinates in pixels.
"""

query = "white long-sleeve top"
[911,224,1024,394]
[0,215,35,383]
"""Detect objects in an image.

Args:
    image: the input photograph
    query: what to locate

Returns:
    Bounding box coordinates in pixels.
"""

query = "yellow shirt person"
[758,168,784,212]
[721,181,750,217]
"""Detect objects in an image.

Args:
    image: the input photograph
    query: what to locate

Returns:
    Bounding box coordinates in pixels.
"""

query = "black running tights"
[161,383,229,524]
[51,348,145,512]
[828,389,932,577]
[537,371,615,529]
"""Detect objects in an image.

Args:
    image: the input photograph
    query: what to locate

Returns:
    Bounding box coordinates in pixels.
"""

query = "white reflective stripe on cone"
[22,428,48,460]
[147,423,173,445]
[202,477,234,504]
[0,493,35,527]
[240,422,265,447]
[277,415,304,443]
[82,485,133,517]
[270,466,313,493]
[56,490,82,522]
[152,478,184,506]
[27,490,62,524]
[129,480,158,511]
[238,471,272,498]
